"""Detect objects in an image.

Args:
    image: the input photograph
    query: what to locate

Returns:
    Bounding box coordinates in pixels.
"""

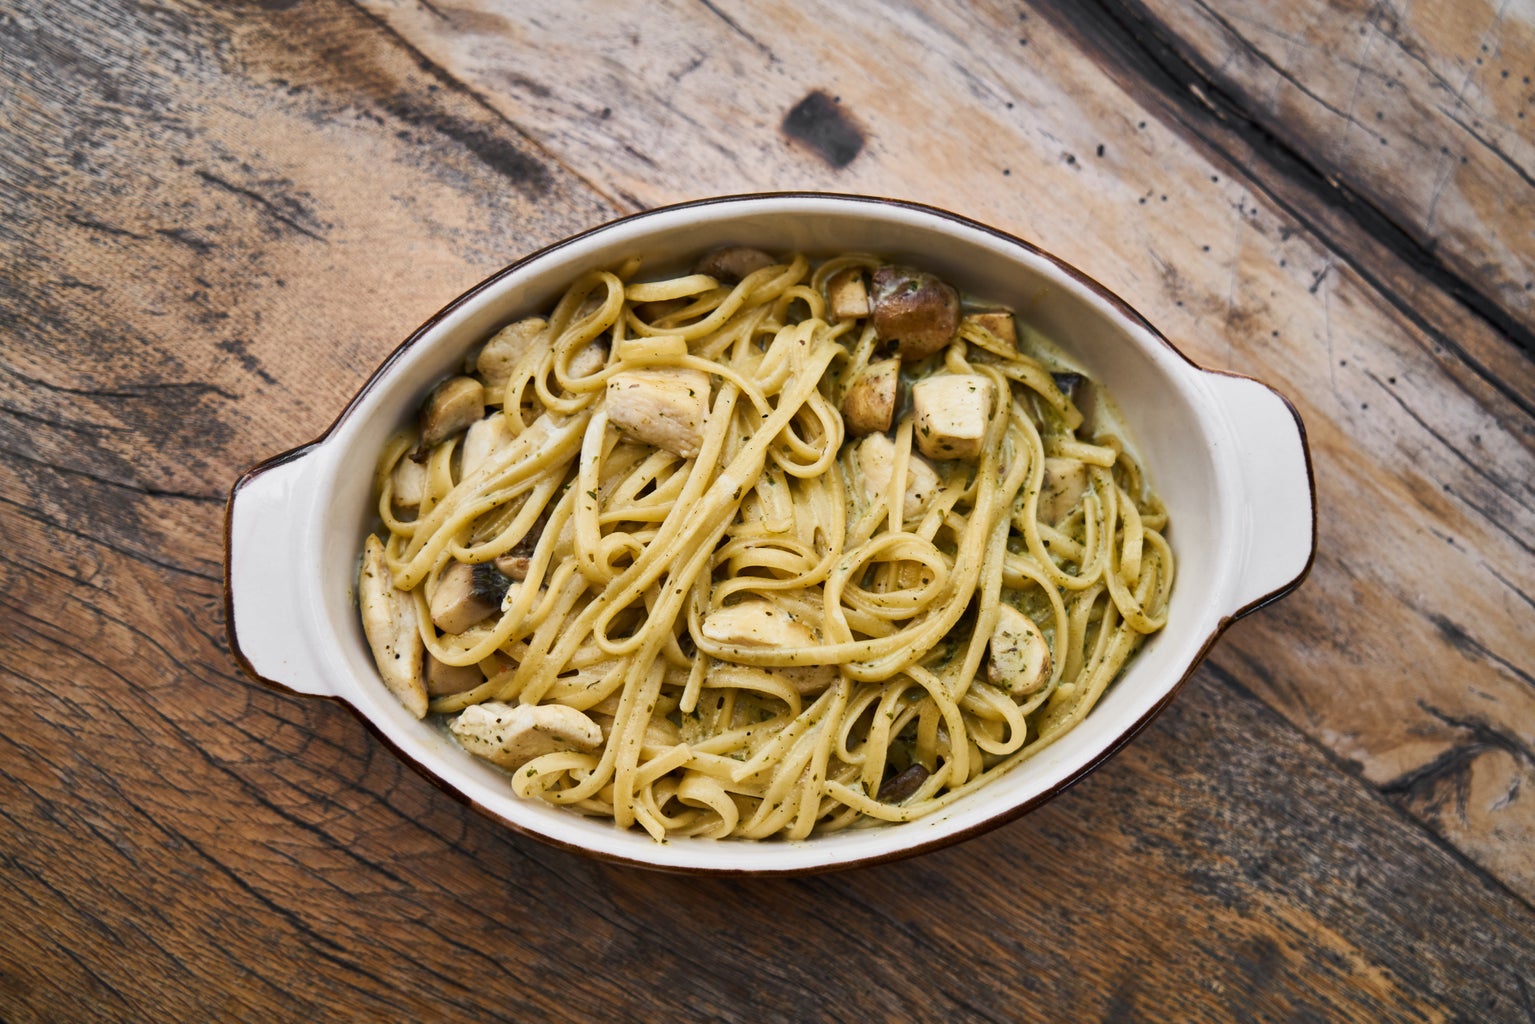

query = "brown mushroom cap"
[417,376,485,452]
[870,265,961,361]
[693,246,778,283]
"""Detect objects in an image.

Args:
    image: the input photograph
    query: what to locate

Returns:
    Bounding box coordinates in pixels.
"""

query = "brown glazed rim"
[223,192,1319,875]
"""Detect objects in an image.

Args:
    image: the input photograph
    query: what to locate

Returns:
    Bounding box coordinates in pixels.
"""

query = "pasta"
[357,249,1174,841]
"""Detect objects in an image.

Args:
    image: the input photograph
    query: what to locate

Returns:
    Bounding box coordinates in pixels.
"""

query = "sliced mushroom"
[430,560,513,634]
[461,412,512,479]
[605,367,711,459]
[416,376,485,456]
[964,309,1017,348]
[826,266,872,320]
[390,455,428,510]
[855,432,941,519]
[694,246,777,282]
[842,358,899,435]
[877,762,930,804]
[1052,372,1100,436]
[476,317,547,391]
[358,535,427,718]
[1038,456,1089,524]
[493,510,547,581]
[912,373,993,461]
[426,654,485,697]
[988,604,1052,695]
[870,265,961,362]
[449,701,603,771]
[700,598,817,648]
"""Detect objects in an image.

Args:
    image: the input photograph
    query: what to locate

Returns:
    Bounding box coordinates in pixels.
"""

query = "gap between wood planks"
[1032,0,1535,415]
[1205,659,1535,919]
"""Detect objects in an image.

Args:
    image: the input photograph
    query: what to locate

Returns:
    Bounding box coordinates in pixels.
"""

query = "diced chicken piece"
[870,265,961,362]
[1038,457,1090,524]
[826,267,872,320]
[855,432,941,520]
[429,560,513,634]
[426,654,484,697]
[964,309,1016,348]
[358,535,427,718]
[773,664,838,696]
[417,376,485,453]
[390,455,428,510]
[694,246,777,282]
[988,605,1052,695]
[460,412,512,479]
[701,598,817,648]
[606,368,711,459]
[588,705,681,749]
[449,701,603,771]
[566,338,609,378]
[476,317,547,391]
[842,358,899,435]
[912,373,993,461]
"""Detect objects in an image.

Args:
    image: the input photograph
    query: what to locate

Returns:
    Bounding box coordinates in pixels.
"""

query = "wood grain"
[3,0,1533,1020]
[354,0,1535,898]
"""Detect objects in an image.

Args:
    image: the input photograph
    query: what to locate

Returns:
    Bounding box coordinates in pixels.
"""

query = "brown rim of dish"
[222,191,1319,875]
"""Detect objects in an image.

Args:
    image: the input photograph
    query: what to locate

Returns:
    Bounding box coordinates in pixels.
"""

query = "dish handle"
[225,448,339,699]
[1206,372,1317,617]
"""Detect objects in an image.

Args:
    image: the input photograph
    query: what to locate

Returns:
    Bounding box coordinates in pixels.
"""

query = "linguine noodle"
[360,251,1173,841]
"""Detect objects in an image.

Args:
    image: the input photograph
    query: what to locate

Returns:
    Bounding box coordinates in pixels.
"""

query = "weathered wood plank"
[1,0,613,483]
[1135,0,1535,347]
[4,0,1534,1019]
[4,513,1533,1022]
[355,0,1535,900]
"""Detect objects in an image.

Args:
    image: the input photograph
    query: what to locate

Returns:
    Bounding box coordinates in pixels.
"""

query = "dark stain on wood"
[783,91,864,168]
[312,3,559,199]
[1381,702,1534,833]
[1032,0,1535,384]
[382,95,554,197]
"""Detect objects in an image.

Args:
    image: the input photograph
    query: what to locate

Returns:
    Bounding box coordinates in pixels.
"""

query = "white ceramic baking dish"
[225,193,1315,874]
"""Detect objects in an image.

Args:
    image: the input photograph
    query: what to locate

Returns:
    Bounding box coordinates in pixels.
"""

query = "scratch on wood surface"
[195,170,327,242]
[1427,614,1535,694]
[1487,565,1535,617]
[1438,105,1535,191]
[1340,3,1387,148]
[1031,0,1535,417]
[1188,0,1381,137]
[695,0,775,62]
[1364,368,1535,514]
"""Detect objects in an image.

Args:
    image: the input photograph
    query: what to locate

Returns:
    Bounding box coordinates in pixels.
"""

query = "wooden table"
[5,1,1533,1020]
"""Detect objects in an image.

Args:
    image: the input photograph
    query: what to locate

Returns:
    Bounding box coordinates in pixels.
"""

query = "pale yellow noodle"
[363,253,1174,840]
